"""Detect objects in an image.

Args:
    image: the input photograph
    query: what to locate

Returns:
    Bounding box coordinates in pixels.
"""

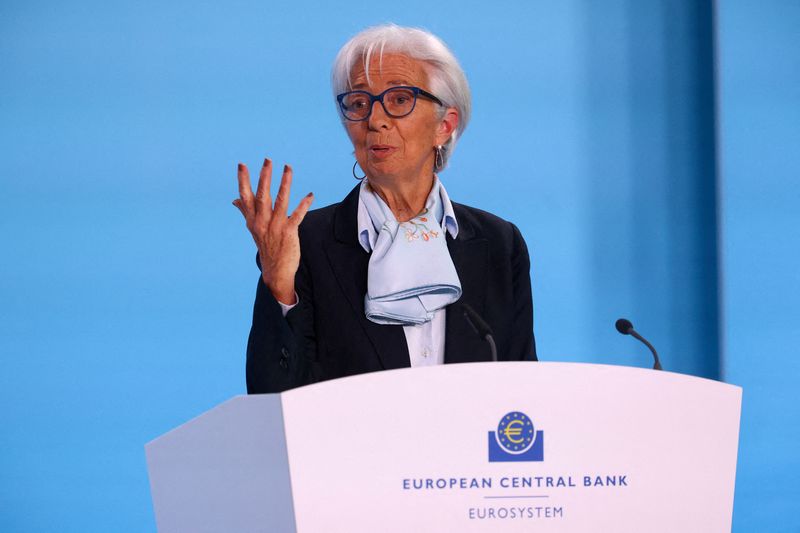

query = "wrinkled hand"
[234,159,313,304]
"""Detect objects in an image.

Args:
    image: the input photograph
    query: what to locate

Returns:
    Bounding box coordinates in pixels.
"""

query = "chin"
[366,162,401,179]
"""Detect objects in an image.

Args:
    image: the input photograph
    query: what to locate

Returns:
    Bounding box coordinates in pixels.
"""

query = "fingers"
[237,163,255,213]
[232,198,244,215]
[273,164,293,217]
[255,158,273,214]
[289,192,315,227]
[235,160,309,228]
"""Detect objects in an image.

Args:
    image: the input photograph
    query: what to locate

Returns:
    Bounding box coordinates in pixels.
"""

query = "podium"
[145,362,741,532]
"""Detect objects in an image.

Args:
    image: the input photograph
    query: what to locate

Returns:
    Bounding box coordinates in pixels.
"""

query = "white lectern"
[146,362,741,532]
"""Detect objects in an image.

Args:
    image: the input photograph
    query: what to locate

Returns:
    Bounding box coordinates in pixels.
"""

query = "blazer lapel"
[324,185,410,371]
[445,204,492,364]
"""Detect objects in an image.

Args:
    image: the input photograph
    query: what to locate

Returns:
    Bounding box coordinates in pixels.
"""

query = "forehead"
[349,53,429,90]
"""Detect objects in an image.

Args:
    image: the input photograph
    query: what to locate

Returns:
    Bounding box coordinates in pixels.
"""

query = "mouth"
[369,145,397,158]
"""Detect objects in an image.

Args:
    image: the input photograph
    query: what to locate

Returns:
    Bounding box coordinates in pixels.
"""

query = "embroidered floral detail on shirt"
[402,208,440,243]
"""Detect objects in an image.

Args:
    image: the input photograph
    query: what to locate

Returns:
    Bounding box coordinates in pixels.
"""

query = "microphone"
[615,318,663,370]
[462,303,498,362]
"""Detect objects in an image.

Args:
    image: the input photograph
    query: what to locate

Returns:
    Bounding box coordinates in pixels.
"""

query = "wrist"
[265,277,296,305]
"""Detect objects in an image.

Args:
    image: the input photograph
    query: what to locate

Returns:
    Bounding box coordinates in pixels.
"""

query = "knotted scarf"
[358,178,462,325]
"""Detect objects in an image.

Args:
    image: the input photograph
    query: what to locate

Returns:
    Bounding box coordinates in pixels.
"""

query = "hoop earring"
[352,160,366,180]
[434,145,446,172]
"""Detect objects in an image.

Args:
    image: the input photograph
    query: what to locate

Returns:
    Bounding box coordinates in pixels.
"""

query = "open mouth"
[369,145,395,156]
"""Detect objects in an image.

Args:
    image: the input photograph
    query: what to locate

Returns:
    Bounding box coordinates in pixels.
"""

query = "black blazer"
[246,184,536,394]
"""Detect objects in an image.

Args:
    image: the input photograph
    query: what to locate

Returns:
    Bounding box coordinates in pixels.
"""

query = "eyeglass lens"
[340,88,417,120]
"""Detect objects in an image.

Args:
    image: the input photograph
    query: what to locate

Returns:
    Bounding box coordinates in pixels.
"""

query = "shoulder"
[452,201,514,230]
[296,202,340,250]
[301,201,339,229]
[451,202,527,250]
[298,183,361,247]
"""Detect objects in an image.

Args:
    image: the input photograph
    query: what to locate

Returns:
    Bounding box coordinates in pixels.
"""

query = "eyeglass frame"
[336,85,444,122]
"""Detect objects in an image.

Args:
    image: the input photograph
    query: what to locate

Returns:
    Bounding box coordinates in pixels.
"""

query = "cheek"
[402,121,436,153]
[346,125,367,150]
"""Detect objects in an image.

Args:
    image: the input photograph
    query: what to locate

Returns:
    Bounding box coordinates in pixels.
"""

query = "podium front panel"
[280,362,740,532]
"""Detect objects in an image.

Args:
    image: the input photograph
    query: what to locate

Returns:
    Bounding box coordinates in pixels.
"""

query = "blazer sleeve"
[245,253,317,394]
[510,223,537,361]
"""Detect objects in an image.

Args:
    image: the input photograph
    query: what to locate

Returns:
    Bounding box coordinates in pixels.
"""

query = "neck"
[368,173,436,222]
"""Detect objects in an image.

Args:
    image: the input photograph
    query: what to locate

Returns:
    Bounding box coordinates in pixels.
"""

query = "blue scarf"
[358,178,462,325]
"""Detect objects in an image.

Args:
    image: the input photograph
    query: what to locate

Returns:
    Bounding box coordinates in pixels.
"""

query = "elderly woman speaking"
[235,24,536,394]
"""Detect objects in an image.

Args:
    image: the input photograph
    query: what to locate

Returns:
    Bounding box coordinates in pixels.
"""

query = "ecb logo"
[488,411,544,462]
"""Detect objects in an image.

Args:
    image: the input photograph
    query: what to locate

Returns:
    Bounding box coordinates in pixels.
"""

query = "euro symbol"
[503,420,525,444]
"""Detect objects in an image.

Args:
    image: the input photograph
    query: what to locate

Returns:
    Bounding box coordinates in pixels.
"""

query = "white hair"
[331,24,471,169]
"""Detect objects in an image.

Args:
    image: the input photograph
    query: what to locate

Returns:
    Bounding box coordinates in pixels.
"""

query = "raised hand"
[234,158,314,304]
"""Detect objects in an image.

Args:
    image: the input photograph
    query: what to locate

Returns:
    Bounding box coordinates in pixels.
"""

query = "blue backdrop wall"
[0,0,796,530]
[718,1,800,531]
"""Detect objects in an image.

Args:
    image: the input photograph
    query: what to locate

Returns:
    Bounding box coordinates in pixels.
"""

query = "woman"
[235,24,536,394]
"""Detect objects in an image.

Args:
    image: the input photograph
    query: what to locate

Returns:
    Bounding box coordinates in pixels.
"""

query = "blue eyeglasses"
[336,86,444,121]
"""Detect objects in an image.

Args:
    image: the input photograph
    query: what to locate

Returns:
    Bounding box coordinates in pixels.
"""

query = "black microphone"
[615,318,663,370]
[462,303,498,362]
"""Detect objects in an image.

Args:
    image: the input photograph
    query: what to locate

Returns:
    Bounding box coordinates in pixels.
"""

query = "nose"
[367,98,391,130]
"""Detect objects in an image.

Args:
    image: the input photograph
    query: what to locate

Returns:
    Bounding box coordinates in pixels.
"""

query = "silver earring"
[434,145,445,172]
[352,160,366,180]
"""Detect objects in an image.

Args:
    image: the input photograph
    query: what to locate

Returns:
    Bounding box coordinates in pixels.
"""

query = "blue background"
[1,0,797,530]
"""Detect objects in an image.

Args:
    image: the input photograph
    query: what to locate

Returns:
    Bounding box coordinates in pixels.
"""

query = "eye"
[387,89,415,106]
[346,95,369,110]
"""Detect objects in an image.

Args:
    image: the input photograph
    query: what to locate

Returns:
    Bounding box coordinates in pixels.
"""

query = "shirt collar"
[357,176,459,253]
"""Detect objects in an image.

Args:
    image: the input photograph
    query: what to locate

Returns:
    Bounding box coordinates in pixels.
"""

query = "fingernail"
[238,163,243,171]
[284,164,289,172]
[263,158,269,166]
[307,192,314,197]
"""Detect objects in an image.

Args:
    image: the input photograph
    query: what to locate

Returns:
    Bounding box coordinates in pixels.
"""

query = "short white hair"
[331,24,471,169]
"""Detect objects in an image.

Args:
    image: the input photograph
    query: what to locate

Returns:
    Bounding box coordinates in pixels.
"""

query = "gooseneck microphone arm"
[615,318,663,370]
[462,303,498,362]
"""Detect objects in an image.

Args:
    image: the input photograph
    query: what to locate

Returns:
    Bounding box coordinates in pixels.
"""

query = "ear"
[434,107,459,146]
